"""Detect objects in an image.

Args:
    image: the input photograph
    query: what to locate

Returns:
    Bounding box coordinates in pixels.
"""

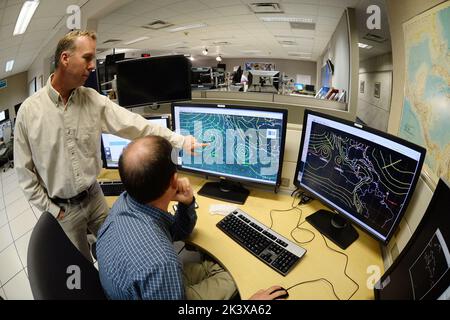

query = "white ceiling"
[0,0,88,80]
[0,0,392,81]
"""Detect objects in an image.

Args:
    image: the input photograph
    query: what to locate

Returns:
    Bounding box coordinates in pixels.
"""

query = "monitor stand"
[198,179,250,204]
[306,209,359,250]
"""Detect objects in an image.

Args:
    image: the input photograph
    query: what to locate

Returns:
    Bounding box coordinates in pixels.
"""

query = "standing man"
[14,30,202,261]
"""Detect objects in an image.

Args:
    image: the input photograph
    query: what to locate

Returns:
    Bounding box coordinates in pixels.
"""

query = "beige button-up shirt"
[14,75,185,217]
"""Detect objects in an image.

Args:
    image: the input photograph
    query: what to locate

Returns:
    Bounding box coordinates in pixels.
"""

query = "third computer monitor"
[101,115,170,169]
[294,109,426,249]
[172,103,288,204]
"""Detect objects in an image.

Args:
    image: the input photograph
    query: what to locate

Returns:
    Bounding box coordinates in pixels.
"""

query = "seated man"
[97,135,287,300]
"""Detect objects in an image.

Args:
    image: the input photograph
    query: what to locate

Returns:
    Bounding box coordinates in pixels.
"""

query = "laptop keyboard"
[217,209,306,276]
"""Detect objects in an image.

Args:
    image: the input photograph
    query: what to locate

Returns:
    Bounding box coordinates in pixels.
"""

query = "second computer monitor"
[294,109,426,249]
[101,115,170,169]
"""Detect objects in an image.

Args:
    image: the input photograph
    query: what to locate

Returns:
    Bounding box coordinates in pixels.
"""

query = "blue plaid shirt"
[96,192,197,300]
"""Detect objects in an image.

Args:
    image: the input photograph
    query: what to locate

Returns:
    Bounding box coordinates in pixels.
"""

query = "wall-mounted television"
[294,110,426,249]
[116,55,192,108]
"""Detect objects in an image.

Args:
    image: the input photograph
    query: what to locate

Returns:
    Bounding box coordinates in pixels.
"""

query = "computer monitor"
[294,83,304,91]
[172,103,288,204]
[375,178,450,300]
[305,84,315,92]
[116,55,192,108]
[294,109,426,249]
[100,115,170,169]
[0,110,9,124]
[247,70,280,92]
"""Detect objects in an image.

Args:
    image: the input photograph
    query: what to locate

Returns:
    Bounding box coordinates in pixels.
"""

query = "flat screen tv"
[116,55,192,108]
[294,109,426,249]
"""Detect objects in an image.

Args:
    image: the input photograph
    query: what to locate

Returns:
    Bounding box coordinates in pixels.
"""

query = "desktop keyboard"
[217,209,306,276]
[99,181,125,196]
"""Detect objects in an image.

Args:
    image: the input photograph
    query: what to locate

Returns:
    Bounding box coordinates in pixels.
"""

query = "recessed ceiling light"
[216,55,222,62]
[124,37,149,45]
[260,17,314,23]
[168,23,207,32]
[202,48,208,55]
[13,0,40,36]
[5,60,14,72]
[358,42,373,49]
[241,50,262,54]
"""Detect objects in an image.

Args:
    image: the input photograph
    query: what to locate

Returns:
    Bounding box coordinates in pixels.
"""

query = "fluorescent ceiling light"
[241,50,262,54]
[168,23,207,32]
[5,60,14,72]
[124,37,149,45]
[288,52,312,56]
[358,42,373,49]
[260,17,314,23]
[13,0,40,36]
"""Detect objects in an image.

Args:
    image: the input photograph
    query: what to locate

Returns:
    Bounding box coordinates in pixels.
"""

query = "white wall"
[0,71,28,118]
[357,53,393,131]
[319,11,350,94]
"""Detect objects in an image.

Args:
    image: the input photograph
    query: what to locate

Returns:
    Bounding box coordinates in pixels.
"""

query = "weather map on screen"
[300,121,420,237]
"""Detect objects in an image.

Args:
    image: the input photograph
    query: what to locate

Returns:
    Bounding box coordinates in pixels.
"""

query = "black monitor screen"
[375,179,450,300]
[101,115,170,168]
[294,110,426,246]
[172,103,287,187]
[116,55,192,108]
[84,69,100,92]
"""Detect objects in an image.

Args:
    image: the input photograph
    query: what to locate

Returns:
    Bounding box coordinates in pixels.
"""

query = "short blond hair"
[54,30,97,69]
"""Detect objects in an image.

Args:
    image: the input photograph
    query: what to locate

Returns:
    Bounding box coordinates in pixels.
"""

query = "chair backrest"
[27,212,107,300]
[2,125,11,144]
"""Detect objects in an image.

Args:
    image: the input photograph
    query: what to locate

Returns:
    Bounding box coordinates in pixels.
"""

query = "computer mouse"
[270,287,289,299]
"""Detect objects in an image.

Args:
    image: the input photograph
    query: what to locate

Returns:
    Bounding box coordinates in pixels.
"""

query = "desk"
[98,169,384,300]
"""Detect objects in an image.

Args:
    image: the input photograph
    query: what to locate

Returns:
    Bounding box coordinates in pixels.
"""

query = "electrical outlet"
[281,177,290,187]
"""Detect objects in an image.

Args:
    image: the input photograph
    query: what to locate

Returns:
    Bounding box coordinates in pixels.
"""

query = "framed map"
[398,2,450,183]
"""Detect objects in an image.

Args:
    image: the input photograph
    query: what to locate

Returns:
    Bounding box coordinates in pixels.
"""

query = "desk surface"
[98,170,384,300]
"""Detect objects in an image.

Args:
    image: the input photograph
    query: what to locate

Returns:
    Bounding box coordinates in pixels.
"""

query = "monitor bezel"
[116,55,192,109]
[294,109,426,245]
[100,114,171,169]
[171,102,288,188]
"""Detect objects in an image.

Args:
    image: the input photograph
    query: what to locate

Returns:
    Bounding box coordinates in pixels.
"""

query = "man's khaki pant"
[58,182,109,261]
[183,260,237,300]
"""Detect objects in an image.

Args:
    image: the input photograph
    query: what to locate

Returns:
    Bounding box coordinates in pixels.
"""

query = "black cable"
[177,244,186,255]
[286,278,340,300]
[319,233,360,300]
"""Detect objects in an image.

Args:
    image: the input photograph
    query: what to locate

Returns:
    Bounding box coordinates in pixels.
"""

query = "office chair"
[27,212,107,300]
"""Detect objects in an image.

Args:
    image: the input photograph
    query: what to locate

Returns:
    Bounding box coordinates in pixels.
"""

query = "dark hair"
[118,136,176,204]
